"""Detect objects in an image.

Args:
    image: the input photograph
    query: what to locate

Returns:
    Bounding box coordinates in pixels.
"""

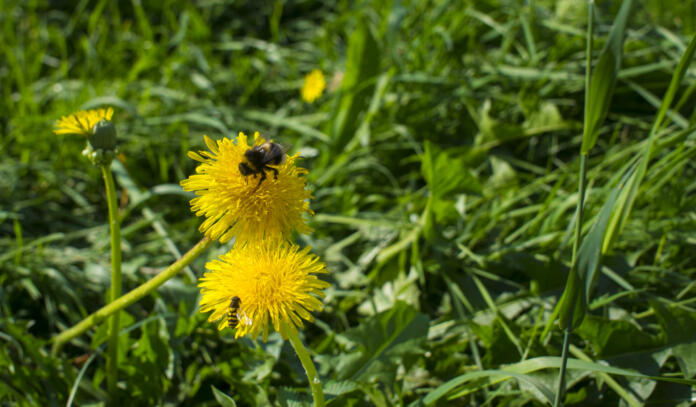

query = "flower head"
[180,132,312,244]
[199,242,329,341]
[301,69,326,103]
[54,107,114,136]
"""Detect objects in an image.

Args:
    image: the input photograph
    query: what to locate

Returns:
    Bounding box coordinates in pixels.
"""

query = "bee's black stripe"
[228,296,241,328]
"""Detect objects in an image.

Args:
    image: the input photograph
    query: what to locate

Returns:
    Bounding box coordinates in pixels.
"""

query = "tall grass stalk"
[553,2,593,406]
[101,165,122,402]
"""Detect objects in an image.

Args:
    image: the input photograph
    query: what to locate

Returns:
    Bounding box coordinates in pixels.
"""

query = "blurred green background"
[2,0,696,405]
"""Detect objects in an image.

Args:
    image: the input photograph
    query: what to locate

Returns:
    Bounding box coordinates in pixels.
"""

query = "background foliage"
[2,0,696,405]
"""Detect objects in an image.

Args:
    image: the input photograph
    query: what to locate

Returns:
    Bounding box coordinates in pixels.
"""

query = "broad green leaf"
[91,311,135,349]
[421,141,482,199]
[211,385,237,407]
[581,0,632,154]
[421,141,482,241]
[673,343,696,379]
[576,315,661,358]
[651,301,696,364]
[133,318,169,369]
[337,301,429,386]
[323,380,359,396]
[277,387,312,407]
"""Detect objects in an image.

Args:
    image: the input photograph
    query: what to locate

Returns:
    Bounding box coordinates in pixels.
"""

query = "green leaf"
[421,369,555,405]
[421,141,482,241]
[576,315,661,358]
[91,311,135,349]
[323,379,359,396]
[420,356,696,406]
[277,387,312,407]
[81,95,138,115]
[602,33,696,251]
[557,163,637,329]
[211,385,238,407]
[511,356,696,385]
[421,141,482,199]
[673,343,696,379]
[581,0,632,153]
[327,17,381,151]
[133,319,169,369]
[651,301,696,346]
[243,109,330,143]
[337,301,429,386]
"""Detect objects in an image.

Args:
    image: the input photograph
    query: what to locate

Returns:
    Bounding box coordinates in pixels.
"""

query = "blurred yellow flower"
[301,69,326,103]
[54,107,114,136]
[180,132,312,244]
[199,241,329,341]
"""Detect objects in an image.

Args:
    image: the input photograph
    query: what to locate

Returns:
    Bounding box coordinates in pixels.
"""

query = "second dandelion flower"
[198,241,329,341]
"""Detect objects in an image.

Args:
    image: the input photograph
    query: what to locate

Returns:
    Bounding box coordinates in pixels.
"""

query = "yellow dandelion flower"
[180,132,313,244]
[54,107,114,136]
[301,69,326,103]
[199,242,330,341]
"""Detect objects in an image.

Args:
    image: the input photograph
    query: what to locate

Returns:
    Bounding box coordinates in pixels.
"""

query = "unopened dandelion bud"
[54,107,117,166]
[89,120,117,151]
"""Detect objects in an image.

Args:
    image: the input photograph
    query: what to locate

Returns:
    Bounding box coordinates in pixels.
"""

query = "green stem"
[101,165,122,401]
[51,236,213,355]
[572,156,588,264]
[554,140,589,407]
[282,323,325,407]
[553,328,572,407]
[554,2,593,404]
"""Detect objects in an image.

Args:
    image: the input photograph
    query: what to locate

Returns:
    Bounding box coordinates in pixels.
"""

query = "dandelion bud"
[89,120,118,151]
[54,107,117,166]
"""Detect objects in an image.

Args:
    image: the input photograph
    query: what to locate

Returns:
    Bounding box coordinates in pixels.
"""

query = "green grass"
[2,0,696,405]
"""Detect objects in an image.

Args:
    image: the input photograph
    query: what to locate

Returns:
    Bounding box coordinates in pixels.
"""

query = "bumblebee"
[228,296,241,329]
[238,141,286,189]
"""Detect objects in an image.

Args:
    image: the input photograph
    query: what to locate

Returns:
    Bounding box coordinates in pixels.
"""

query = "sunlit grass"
[2,0,696,405]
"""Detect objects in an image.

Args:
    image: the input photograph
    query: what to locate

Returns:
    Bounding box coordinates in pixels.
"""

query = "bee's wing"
[238,310,252,326]
[275,141,293,155]
[265,140,292,164]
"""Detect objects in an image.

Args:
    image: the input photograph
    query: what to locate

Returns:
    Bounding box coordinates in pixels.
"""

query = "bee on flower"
[180,132,313,245]
[198,241,329,341]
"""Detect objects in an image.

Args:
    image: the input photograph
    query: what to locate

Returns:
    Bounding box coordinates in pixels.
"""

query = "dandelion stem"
[101,165,122,402]
[51,237,213,355]
[282,323,325,407]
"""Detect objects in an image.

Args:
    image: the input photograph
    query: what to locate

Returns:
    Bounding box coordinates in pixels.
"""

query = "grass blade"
[581,0,633,154]
[327,17,381,152]
[602,33,696,251]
